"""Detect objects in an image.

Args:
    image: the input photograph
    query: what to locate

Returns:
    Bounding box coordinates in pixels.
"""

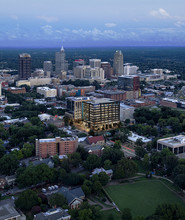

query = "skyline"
[1,0,185,47]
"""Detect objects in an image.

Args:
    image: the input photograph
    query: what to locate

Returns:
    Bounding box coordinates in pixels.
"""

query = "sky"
[1,0,185,47]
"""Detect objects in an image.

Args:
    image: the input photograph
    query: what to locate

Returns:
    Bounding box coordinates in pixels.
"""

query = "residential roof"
[87,136,104,145]
[58,187,85,205]
[34,208,70,220]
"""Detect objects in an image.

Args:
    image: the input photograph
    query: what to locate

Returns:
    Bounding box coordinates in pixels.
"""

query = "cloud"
[38,16,58,23]
[10,15,18,20]
[150,8,169,18]
[175,20,185,27]
[104,23,117,28]
[41,25,53,35]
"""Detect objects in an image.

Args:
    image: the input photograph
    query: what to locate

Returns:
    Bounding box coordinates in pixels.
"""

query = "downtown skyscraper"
[113,50,124,76]
[55,46,68,75]
[19,53,31,80]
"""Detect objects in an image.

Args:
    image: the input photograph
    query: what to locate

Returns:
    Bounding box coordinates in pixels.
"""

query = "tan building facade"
[36,137,78,158]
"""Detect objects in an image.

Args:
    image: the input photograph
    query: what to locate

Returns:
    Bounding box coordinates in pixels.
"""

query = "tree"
[82,180,92,196]
[31,206,41,215]
[172,165,185,178]
[114,140,121,149]
[98,172,110,186]
[114,158,138,179]
[53,155,60,167]
[49,193,66,208]
[135,146,147,158]
[103,160,112,170]
[143,154,150,170]
[92,181,102,195]
[164,155,178,175]
[136,138,144,147]
[70,152,82,167]
[152,203,185,219]
[77,146,89,160]
[0,139,5,159]
[84,154,101,170]
[174,174,185,190]
[0,153,19,175]
[15,189,41,211]
[78,208,93,220]
[101,147,124,164]
[122,208,132,220]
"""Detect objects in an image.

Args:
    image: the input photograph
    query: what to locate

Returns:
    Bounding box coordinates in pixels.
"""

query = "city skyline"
[1,0,185,47]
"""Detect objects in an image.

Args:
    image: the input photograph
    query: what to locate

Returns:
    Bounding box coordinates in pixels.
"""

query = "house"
[34,208,71,220]
[5,175,16,186]
[0,199,26,220]
[0,177,6,189]
[85,145,104,157]
[87,136,105,145]
[91,167,113,179]
[58,187,85,209]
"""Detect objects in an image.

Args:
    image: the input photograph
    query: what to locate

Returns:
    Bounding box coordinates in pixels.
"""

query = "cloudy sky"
[1,0,185,47]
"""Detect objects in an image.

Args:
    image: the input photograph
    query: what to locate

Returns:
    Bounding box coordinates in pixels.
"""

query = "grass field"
[105,179,185,217]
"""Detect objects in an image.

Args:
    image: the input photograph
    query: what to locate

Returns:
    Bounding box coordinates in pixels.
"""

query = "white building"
[74,65,104,81]
[16,77,51,87]
[128,132,151,143]
[120,103,135,121]
[89,59,101,68]
[157,135,185,158]
[37,87,57,98]
[124,64,139,75]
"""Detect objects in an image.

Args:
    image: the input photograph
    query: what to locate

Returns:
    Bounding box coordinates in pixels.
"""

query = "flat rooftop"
[86,98,117,104]
[67,96,91,101]
[0,199,21,220]
[158,135,185,147]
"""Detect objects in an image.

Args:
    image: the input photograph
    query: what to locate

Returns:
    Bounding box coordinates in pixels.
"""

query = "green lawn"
[105,179,185,217]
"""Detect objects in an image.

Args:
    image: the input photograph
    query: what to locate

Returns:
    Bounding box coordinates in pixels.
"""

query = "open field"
[105,179,185,217]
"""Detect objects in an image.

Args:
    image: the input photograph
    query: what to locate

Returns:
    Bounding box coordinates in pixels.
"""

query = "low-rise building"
[87,135,105,145]
[157,135,185,158]
[36,136,78,158]
[85,145,104,157]
[34,208,71,220]
[91,167,113,179]
[58,187,85,209]
[37,87,57,98]
[0,199,26,220]
[6,87,26,94]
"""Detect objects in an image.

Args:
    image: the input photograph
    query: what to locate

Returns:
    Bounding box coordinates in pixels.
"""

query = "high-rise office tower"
[19,53,31,80]
[43,61,53,76]
[89,59,101,68]
[55,46,68,75]
[113,50,123,76]
[101,62,113,79]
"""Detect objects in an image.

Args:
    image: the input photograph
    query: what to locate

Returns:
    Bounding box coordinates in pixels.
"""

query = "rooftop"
[87,98,117,104]
[158,135,185,147]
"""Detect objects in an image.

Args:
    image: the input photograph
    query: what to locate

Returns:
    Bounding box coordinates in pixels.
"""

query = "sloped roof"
[87,136,104,144]
[58,187,85,205]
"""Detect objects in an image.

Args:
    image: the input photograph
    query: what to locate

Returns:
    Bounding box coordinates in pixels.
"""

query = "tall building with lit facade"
[19,53,31,80]
[83,98,120,131]
[113,50,123,76]
[55,46,68,74]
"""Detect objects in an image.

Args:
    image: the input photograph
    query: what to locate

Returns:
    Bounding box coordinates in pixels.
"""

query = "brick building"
[36,137,78,158]
[6,87,26,94]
